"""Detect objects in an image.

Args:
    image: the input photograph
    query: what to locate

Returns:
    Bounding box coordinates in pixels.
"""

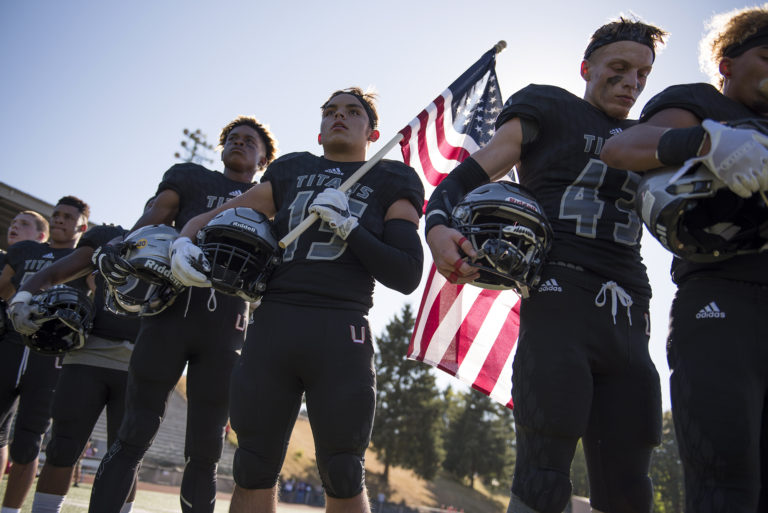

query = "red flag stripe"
[441,288,501,369]
[433,95,472,163]
[415,279,464,361]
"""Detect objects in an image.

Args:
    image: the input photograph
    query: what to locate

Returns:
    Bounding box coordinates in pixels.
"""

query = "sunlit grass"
[0,478,231,513]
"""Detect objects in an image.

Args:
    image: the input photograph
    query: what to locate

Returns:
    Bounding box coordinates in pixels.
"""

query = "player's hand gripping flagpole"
[402,42,520,409]
[278,132,405,249]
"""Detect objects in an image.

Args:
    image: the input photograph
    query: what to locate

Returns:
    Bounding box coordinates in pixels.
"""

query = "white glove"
[8,291,44,335]
[170,237,211,287]
[689,119,768,198]
[308,188,359,240]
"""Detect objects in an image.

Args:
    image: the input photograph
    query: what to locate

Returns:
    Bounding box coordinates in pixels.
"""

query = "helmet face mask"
[24,284,94,354]
[106,275,174,317]
[637,161,768,262]
[109,224,184,316]
[452,181,553,298]
[197,208,281,302]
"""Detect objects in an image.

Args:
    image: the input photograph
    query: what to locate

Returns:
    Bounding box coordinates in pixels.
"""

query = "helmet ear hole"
[197,208,281,303]
[451,181,552,297]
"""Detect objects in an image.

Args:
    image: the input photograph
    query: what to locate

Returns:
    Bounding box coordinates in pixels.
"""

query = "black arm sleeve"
[346,219,423,294]
[424,156,489,235]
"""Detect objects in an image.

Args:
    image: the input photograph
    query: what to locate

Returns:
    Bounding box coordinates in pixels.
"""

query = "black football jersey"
[263,152,424,311]
[496,85,650,296]
[3,240,83,344]
[157,162,255,227]
[78,225,140,342]
[156,162,256,314]
[640,83,768,285]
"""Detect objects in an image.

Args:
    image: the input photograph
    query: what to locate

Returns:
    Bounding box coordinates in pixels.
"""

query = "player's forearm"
[346,219,423,294]
[601,124,671,171]
[19,248,94,294]
[179,211,218,240]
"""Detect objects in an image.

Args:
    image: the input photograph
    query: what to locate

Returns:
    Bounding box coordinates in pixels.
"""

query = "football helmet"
[637,162,768,262]
[196,208,281,302]
[451,181,553,297]
[106,224,185,316]
[23,285,94,354]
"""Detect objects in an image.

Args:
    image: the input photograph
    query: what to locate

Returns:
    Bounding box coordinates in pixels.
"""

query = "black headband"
[584,32,656,61]
[325,91,378,130]
[723,25,768,58]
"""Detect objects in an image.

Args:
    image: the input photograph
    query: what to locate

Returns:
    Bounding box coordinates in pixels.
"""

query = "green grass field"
[0,479,232,513]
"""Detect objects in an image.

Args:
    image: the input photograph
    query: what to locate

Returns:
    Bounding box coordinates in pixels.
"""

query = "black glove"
[92,243,136,287]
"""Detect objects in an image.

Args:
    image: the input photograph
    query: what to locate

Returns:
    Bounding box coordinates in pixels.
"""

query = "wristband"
[425,157,489,235]
[656,125,707,166]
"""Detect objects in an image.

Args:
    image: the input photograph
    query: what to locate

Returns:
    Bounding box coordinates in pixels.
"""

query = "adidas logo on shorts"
[537,278,562,292]
[695,301,726,319]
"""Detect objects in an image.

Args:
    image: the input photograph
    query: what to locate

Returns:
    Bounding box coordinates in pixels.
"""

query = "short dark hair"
[584,16,667,61]
[322,87,379,130]
[18,210,49,239]
[218,116,278,169]
[56,195,90,221]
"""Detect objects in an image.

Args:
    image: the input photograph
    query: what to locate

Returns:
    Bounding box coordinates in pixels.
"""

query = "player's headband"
[323,91,378,130]
[584,27,657,61]
[723,25,768,58]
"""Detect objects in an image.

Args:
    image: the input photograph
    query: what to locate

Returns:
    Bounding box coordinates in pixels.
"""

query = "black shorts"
[230,301,375,486]
[668,277,768,511]
[46,364,128,466]
[512,265,661,509]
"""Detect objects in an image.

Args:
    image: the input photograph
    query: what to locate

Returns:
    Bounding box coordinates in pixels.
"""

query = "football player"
[8,219,144,513]
[424,19,666,513]
[171,88,424,513]
[0,197,89,513]
[601,7,768,511]
[0,211,50,497]
[87,116,277,513]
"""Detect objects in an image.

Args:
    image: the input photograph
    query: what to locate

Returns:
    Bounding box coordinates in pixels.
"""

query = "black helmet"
[24,285,94,354]
[197,208,281,302]
[452,181,553,297]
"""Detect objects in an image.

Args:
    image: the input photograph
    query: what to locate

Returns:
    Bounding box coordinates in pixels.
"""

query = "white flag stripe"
[421,285,483,365]
[489,342,517,405]
[457,293,516,383]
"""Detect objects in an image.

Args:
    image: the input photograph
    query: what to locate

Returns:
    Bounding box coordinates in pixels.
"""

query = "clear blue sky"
[0,0,749,410]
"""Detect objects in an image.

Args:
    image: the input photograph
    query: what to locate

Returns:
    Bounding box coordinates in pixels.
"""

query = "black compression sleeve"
[656,125,707,165]
[424,157,489,236]
[346,219,423,294]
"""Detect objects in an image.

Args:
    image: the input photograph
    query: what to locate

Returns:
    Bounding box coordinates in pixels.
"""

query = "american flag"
[401,45,520,409]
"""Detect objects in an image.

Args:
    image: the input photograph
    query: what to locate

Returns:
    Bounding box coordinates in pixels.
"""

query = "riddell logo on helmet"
[233,221,257,233]
[144,259,183,288]
[504,196,540,214]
